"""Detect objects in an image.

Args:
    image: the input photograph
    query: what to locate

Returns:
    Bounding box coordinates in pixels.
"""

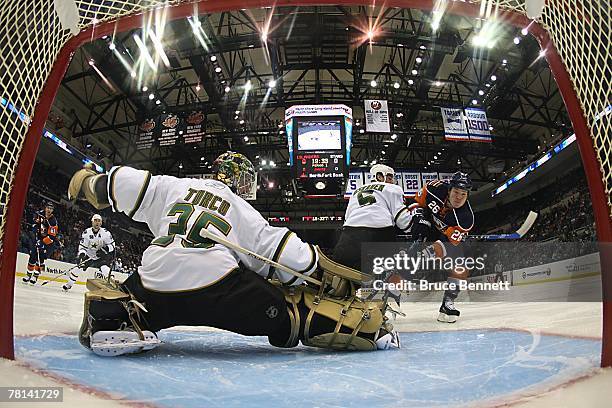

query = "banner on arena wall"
[344,172,365,197]
[344,171,438,198]
[464,108,492,142]
[441,107,469,141]
[438,172,454,182]
[364,99,391,133]
[137,111,207,149]
[421,172,439,186]
[402,172,422,195]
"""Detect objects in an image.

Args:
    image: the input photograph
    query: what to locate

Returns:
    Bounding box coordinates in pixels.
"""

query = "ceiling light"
[411,69,418,75]
[420,45,426,50]
[195,84,201,91]
[148,93,155,100]
[391,134,398,140]
[235,110,240,114]
[359,129,365,134]
[370,80,377,87]
[155,99,161,105]
[268,79,277,88]
[502,59,508,65]
[210,55,217,62]
[513,37,521,44]
[270,161,276,167]
[239,119,245,124]
[478,90,485,95]
[393,82,400,89]
[434,81,442,86]
[225,86,231,93]
[415,57,422,63]
[244,81,252,91]
[243,136,249,142]
[472,99,478,105]
[215,67,222,73]
[539,49,546,58]
[521,27,528,36]
[408,79,414,85]
[490,75,497,81]
[109,43,116,50]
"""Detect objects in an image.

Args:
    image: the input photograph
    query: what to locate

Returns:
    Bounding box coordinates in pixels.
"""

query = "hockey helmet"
[449,171,472,191]
[369,164,395,181]
[212,152,256,198]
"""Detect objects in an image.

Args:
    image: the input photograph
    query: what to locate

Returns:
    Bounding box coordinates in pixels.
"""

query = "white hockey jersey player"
[63,214,115,291]
[344,165,411,230]
[108,165,318,292]
[79,225,115,260]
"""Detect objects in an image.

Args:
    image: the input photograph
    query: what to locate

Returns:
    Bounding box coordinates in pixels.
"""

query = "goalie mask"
[212,152,256,198]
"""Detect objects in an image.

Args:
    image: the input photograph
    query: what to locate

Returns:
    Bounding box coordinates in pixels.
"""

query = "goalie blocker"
[69,163,398,356]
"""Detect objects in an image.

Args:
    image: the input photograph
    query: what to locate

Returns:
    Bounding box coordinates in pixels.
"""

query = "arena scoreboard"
[285,105,352,196]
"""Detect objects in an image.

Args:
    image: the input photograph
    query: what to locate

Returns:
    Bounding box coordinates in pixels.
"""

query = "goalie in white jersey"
[333,164,413,270]
[67,153,399,356]
[63,214,115,291]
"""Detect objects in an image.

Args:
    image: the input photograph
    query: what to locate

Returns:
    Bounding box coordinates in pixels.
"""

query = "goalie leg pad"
[277,285,397,351]
[79,279,158,355]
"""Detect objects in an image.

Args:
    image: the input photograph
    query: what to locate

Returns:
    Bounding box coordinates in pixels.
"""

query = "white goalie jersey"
[344,182,411,230]
[107,166,318,292]
[79,227,115,260]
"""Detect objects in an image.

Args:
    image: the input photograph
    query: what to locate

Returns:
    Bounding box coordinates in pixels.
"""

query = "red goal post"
[0,0,610,364]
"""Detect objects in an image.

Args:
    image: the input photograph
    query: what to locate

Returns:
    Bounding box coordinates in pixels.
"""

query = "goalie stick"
[470,211,538,241]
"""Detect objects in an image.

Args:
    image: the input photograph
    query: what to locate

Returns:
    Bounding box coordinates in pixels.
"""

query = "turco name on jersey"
[107,166,318,292]
[344,182,411,229]
[79,227,115,260]
[412,180,474,245]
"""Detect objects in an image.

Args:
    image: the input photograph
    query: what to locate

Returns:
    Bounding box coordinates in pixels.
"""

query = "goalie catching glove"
[67,163,110,209]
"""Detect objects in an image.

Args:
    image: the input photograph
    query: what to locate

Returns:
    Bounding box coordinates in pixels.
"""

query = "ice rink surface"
[2,276,611,407]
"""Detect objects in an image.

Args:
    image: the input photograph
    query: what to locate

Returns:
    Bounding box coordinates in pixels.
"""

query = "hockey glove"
[408,208,432,241]
[67,164,110,209]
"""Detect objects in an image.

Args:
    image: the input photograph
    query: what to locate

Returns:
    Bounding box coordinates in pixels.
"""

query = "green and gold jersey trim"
[128,171,152,219]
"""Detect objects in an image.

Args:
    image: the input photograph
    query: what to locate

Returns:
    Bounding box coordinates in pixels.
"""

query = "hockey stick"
[198,229,322,286]
[40,258,90,286]
[471,211,538,241]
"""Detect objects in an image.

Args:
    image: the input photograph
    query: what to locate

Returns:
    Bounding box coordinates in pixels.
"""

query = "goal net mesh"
[0,0,610,257]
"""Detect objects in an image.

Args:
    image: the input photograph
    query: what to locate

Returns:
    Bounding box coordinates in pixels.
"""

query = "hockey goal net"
[0,0,610,363]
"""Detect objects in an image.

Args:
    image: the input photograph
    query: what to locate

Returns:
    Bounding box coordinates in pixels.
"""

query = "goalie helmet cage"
[0,0,610,364]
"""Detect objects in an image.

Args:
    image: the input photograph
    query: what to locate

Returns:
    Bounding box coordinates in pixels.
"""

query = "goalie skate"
[90,330,160,357]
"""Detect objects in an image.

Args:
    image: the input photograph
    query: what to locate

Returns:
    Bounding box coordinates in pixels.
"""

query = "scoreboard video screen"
[297,119,342,151]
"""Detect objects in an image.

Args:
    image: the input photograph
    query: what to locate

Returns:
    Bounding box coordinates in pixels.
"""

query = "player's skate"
[22,272,32,285]
[437,297,460,323]
[62,283,71,292]
[28,272,40,285]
